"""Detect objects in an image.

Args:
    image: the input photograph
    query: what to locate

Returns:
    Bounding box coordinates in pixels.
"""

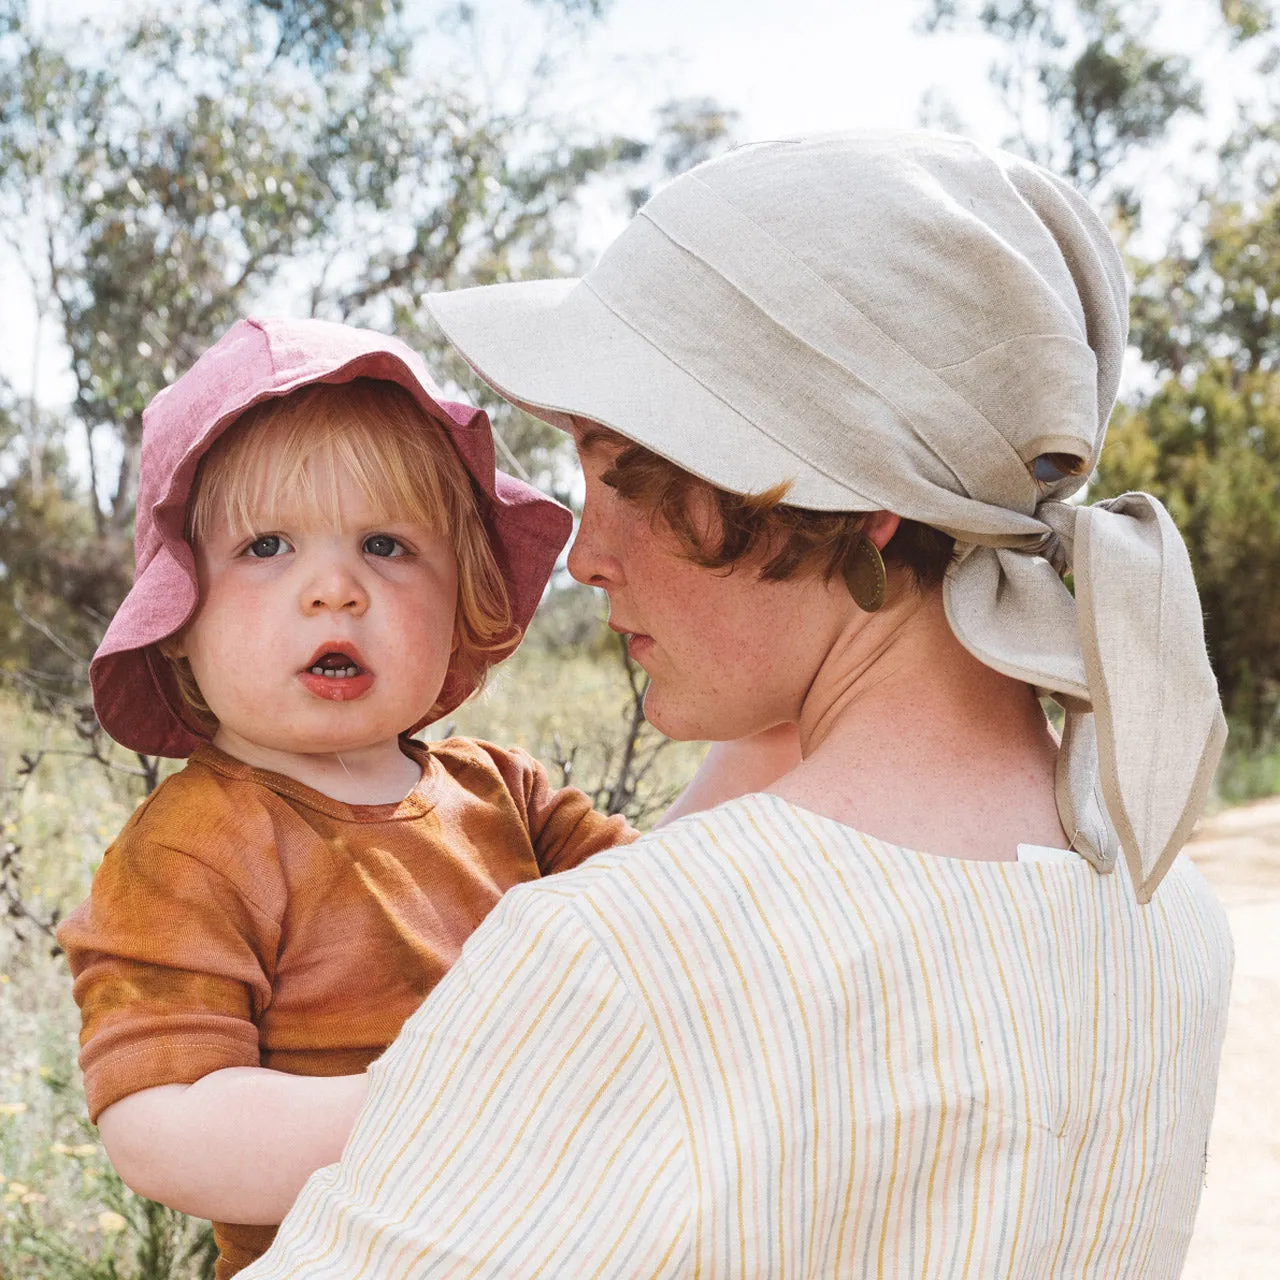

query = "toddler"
[57,318,636,1278]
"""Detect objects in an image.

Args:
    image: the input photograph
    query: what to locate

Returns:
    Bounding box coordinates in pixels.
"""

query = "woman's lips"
[626,634,654,661]
[610,622,654,663]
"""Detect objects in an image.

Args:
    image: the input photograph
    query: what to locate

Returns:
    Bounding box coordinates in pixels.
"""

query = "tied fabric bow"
[945,490,1228,902]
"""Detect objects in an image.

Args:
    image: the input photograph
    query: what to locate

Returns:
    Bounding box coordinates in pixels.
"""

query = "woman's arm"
[237,888,690,1277]
[658,722,801,827]
[97,1067,368,1224]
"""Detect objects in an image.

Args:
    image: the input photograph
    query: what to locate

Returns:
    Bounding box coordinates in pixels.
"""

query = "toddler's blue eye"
[245,534,290,558]
[364,534,401,557]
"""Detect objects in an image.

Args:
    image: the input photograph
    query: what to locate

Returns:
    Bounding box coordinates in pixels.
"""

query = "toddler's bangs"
[176,375,513,729]
[189,381,457,545]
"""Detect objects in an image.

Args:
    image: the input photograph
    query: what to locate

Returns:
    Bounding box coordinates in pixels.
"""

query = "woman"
[242,131,1232,1277]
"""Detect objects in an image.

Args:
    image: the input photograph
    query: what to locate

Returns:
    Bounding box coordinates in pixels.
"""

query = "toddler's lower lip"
[297,670,376,701]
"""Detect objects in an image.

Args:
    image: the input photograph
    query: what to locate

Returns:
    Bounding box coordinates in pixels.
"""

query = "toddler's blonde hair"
[167,378,512,732]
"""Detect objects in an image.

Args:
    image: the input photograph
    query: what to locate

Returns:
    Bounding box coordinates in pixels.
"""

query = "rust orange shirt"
[57,737,636,1277]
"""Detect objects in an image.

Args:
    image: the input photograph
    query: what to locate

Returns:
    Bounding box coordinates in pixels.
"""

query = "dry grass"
[0,640,703,1278]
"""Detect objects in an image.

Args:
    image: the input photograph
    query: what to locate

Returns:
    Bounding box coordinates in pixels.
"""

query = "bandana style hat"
[91,316,572,758]
[428,129,1227,903]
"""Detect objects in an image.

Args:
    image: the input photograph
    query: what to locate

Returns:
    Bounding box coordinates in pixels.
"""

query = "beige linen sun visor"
[428,130,1227,902]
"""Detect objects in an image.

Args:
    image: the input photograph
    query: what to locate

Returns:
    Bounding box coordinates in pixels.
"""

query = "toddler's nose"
[301,561,369,616]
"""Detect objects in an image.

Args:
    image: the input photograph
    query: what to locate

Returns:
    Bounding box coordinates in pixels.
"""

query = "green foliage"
[920,0,1202,206]
[1131,193,1280,376]
[249,0,404,68]
[1096,365,1280,730]
[1221,0,1276,44]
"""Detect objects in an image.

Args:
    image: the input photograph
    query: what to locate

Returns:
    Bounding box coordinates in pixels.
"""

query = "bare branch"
[13,596,89,665]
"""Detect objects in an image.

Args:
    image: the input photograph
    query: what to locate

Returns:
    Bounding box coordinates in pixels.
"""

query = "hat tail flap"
[1056,709,1120,874]
[1073,493,1229,902]
[944,543,1090,700]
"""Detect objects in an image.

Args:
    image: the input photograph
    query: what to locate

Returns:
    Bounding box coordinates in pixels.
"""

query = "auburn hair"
[582,422,957,589]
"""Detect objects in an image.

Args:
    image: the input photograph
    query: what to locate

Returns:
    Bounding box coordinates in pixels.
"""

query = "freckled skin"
[566,434,852,744]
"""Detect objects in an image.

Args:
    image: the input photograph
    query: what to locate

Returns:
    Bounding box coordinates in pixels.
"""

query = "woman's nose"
[300,559,369,616]
[567,500,626,590]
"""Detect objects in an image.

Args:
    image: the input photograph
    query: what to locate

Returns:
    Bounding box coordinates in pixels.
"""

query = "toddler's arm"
[97,1067,369,1224]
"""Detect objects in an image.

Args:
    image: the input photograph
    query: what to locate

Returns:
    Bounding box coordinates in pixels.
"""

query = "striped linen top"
[242,792,1234,1279]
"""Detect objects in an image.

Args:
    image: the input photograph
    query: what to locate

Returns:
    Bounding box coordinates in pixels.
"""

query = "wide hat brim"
[91,319,571,758]
[427,278,880,512]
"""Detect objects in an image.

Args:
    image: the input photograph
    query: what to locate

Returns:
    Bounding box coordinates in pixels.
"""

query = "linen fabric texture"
[238,796,1233,1279]
[90,316,573,759]
[56,737,636,1278]
[426,130,1226,903]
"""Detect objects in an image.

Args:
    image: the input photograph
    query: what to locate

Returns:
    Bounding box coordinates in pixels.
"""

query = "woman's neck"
[770,586,1069,860]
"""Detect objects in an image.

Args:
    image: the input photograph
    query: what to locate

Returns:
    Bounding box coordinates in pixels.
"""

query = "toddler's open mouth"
[298,645,375,701]
[308,652,363,679]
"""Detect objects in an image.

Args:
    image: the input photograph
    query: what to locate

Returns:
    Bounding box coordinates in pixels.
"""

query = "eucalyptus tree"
[0,0,734,679]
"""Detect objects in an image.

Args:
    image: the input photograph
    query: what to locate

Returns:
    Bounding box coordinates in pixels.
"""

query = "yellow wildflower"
[7,1183,28,1196]
[98,1210,128,1234]
[20,1192,46,1205]
[49,1143,71,1156]
[0,1102,28,1116]
[0,974,10,984]
[72,1143,98,1157]
[37,1066,52,1079]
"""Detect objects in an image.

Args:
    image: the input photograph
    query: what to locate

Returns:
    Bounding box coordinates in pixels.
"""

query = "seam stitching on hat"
[646,176,1030,481]
[577,276,878,501]
[931,331,1095,374]
[246,317,280,378]
[591,229,970,496]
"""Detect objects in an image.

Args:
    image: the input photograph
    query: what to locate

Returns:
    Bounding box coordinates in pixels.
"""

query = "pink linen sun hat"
[90,316,572,758]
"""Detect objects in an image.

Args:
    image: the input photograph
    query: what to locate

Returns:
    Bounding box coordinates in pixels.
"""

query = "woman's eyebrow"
[573,421,627,456]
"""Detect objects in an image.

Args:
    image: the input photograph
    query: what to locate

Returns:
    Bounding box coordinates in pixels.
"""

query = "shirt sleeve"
[57,820,282,1121]
[239,884,692,1280]
[480,741,640,874]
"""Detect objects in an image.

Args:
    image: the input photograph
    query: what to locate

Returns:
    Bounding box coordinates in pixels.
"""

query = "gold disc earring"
[842,535,886,613]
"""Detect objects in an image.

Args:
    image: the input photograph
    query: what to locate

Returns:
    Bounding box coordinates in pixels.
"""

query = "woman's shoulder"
[521,792,823,927]
[527,792,1233,975]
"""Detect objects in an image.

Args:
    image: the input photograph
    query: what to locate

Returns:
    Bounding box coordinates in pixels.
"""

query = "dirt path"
[1180,797,1280,1277]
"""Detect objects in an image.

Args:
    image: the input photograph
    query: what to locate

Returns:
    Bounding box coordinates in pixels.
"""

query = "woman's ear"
[157,634,186,661]
[862,510,901,551]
